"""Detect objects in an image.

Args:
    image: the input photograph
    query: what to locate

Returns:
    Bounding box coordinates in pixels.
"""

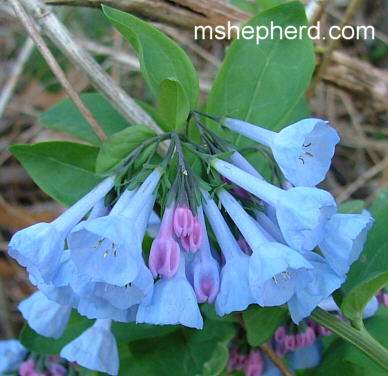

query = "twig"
[336,156,388,203]
[307,0,363,99]
[0,38,34,118]
[306,0,329,25]
[8,0,107,142]
[16,0,164,142]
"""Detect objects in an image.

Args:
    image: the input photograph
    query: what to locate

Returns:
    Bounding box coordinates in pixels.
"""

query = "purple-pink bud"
[20,360,36,376]
[246,351,264,376]
[274,326,286,343]
[180,217,203,253]
[173,206,194,237]
[149,206,180,278]
[50,363,67,376]
[221,176,251,200]
[275,341,288,358]
[318,325,332,336]
[284,334,296,351]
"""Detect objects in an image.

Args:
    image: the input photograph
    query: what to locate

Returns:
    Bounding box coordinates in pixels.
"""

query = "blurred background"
[0,0,387,339]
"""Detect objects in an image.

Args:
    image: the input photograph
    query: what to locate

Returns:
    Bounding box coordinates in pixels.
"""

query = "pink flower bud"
[295,333,304,348]
[274,326,286,343]
[234,353,248,371]
[284,334,296,351]
[275,341,288,358]
[246,351,264,376]
[20,360,36,376]
[180,217,203,253]
[221,176,251,200]
[305,326,316,345]
[173,206,194,237]
[149,205,180,278]
[318,325,332,336]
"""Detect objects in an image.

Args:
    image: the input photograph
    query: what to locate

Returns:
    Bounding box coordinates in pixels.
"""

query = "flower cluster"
[8,114,374,375]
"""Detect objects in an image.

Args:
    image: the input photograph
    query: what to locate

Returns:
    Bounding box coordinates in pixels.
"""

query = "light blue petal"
[0,340,27,373]
[60,320,119,375]
[18,291,71,339]
[287,340,322,370]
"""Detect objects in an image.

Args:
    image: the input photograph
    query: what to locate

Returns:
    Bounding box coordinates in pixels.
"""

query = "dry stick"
[306,0,363,99]
[306,0,329,25]
[235,314,293,376]
[8,0,107,141]
[0,38,34,118]
[336,156,388,203]
[17,0,164,141]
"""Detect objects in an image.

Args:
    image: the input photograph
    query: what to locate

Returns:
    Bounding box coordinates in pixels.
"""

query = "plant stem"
[311,307,388,371]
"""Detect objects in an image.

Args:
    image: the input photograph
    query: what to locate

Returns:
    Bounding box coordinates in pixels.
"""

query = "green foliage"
[20,311,93,356]
[207,1,315,146]
[119,319,235,376]
[9,142,101,206]
[338,200,365,214]
[95,125,156,174]
[242,306,287,346]
[39,93,129,144]
[102,5,199,129]
[341,190,388,325]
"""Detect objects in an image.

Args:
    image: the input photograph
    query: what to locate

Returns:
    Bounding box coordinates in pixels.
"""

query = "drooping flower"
[8,178,114,282]
[136,251,203,329]
[223,118,340,187]
[0,340,27,373]
[217,189,313,306]
[18,291,72,339]
[287,340,323,370]
[189,206,220,303]
[60,319,119,375]
[173,205,194,237]
[202,191,255,316]
[212,159,336,251]
[319,211,374,275]
[149,203,181,278]
[288,253,345,324]
[68,169,161,287]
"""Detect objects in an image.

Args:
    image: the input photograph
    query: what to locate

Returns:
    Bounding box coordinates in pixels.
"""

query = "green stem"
[311,307,388,371]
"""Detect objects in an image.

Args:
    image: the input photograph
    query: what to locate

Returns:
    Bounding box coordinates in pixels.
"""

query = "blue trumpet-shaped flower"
[8,178,114,282]
[217,189,312,306]
[287,340,323,370]
[68,169,161,287]
[18,291,72,339]
[0,340,27,373]
[319,211,374,275]
[212,159,336,251]
[189,206,220,303]
[288,253,345,324]
[136,251,203,329]
[202,191,255,316]
[224,118,339,187]
[60,319,119,375]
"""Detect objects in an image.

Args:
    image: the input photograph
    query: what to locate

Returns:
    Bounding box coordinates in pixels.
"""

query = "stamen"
[298,157,305,164]
[93,238,104,248]
[305,152,314,157]
[281,270,291,280]
[303,142,312,147]
[112,243,118,256]
[273,275,278,284]
[103,250,109,258]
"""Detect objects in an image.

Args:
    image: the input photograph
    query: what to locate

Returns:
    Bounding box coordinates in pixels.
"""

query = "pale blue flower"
[8,178,113,282]
[262,356,282,376]
[287,340,322,370]
[217,189,312,306]
[319,211,374,275]
[136,251,203,329]
[212,159,336,251]
[60,319,119,375]
[68,169,161,287]
[224,118,339,186]
[288,253,345,324]
[18,291,72,339]
[202,191,255,316]
[0,340,27,373]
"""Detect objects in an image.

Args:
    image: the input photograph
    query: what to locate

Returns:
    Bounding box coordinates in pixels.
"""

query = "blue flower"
[224,118,339,186]
[217,189,312,306]
[8,178,113,282]
[189,206,220,303]
[18,291,72,339]
[319,211,374,275]
[288,253,345,324]
[60,319,119,375]
[0,340,27,373]
[202,191,255,315]
[136,251,203,329]
[262,356,282,376]
[68,169,161,287]
[212,159,336,251]
[287,340,322,370]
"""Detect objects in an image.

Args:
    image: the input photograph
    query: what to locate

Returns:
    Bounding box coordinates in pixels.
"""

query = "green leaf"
[157,79,190,130]
[39,93,130,145]
[9,142,101,206]
[338,200,364,214]
[95,125,156,174]
[20,310,93,356]
[120,320,235,376]
[102,5,199,108]
[242,305,287,346]
[207,1,315,145]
